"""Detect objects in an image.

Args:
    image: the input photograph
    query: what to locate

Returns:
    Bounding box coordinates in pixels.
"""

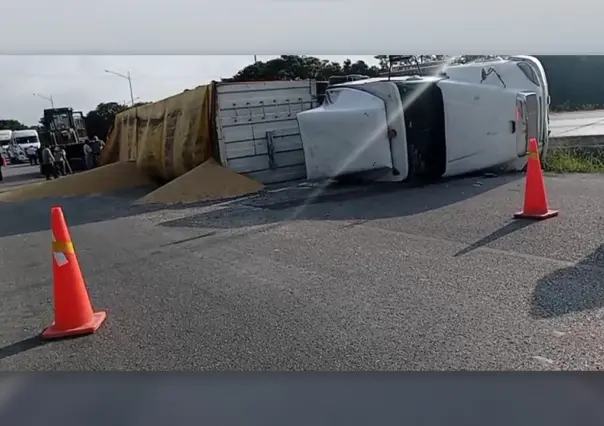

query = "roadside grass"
[543,148,604,173]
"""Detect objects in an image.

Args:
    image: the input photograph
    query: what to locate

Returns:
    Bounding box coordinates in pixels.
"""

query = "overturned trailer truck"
[297,55,550,183]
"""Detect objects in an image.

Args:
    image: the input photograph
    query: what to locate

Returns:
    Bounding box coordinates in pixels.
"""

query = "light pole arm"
[127,71,135,106]
[104,69,129,79]
[105,69,135,105]
[33,93,54,108]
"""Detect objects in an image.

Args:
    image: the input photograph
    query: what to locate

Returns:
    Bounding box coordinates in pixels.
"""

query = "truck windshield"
[52,114,70,130]
[15,136,38,144]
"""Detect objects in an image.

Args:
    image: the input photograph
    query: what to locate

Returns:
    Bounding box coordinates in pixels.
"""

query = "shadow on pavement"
[0,187,159,238]
[159,173,523,231]
[0,185,246,239]
[531,244,604,318]
[0,172,523,240]
[0,175,282,238]
[0,336,47,361]
[454,219,537,257]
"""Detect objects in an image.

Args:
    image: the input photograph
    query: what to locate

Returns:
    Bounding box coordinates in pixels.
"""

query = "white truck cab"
[0,129,11,160]
[8,129,41,164]
[297,55,549,183]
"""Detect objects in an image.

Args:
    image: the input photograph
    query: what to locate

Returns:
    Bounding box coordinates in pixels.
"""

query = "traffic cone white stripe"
[52,231,69,267]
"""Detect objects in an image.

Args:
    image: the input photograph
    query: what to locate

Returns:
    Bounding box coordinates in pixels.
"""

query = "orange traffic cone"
[514,138,558,220]
[41,206,106,340]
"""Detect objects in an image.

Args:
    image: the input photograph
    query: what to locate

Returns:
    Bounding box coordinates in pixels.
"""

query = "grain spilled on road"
[136,158,264,205]
[0,161,156,202]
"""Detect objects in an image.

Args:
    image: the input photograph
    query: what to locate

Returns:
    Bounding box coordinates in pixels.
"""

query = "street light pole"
[33,93,54,108]
[105,69,135,105]
[127,71,135,106]
[121,97,140,106]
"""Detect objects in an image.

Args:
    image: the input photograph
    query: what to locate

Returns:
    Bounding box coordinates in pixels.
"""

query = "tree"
[72,101,150,142]
[537,55,604,111]
[374,55,451,70]
[85,102,128,141]
[374,55,390,71]
[223,55,382,83]
[0,119,28,131]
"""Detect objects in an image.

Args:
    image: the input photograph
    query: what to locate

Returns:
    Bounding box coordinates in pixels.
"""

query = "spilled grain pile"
[136,158,264,205]
[0,161,156,202]
[0,181,38,194]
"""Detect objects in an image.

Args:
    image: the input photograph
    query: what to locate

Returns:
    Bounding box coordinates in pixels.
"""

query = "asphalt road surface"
[3,173,604,424]
[550,109,604,137]
[2,172,604,373]
[0,163,43,191]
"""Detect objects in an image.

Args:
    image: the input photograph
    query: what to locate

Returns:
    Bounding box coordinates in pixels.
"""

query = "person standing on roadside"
[26,145,38,165]
[56,146,72,175]
[41,145,59,180]
[54,146,64,176]
[90,136,104,168]
[83,139,93,170]
[62,147,72,174]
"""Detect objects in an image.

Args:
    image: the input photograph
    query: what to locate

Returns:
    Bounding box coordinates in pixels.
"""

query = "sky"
[0,55,378,126]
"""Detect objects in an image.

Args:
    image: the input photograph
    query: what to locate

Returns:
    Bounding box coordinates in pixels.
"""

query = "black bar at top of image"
[1,372,604,426]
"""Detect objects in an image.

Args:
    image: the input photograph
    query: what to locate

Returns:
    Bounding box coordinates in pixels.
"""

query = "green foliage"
[544,148,604,173]
[223,55,382,82]
[374,55,450,69]
[0,119,28,131]
[536,55,604,111]
[85,101,129,140]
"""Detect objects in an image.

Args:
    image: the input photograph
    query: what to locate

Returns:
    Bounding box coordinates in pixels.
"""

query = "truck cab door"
[516,92,539,157]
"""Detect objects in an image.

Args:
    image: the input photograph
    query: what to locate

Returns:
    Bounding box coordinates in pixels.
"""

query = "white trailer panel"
[215,80,317,184]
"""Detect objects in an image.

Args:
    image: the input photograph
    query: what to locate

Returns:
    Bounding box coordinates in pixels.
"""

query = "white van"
[297,55,550,182]
[8,129,41,164]
[0,129,11,160]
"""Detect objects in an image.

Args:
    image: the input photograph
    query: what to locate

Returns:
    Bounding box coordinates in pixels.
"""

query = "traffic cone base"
[41,310,106,340]
[513,209,559,220]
